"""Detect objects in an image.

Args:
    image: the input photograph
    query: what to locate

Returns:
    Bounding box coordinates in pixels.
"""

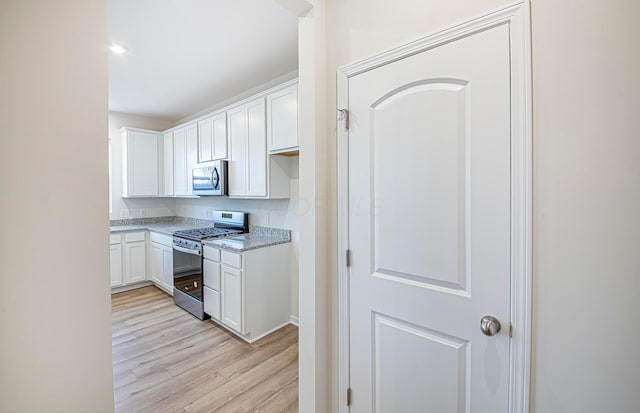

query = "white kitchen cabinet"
[185,123,198,196]
[172,124,198,197]
[149,232,174,295]
[246,98,267,197]
[150,243,163,285]
[221,265,243,332]
[227,98,290,199]
[121,128,159,197]
[162,131,174,196]
[228,105,247,197]
[203,243,291,343]
[267,83,298,153]
[198,112,227,163]
[161,247,173,293]
[204,287,221,321]
[110,244,123,287]
[124,232,146,284]
[173,127,187,196]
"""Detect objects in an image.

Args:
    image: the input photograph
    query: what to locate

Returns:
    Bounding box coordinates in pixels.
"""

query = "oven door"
[172,244,203,301]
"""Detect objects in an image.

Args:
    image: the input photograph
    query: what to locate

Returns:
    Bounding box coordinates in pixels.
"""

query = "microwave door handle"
[212,168,220,189]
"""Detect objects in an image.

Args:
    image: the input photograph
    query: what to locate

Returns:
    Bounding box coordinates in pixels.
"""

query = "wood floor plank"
[112,286,298,413]
[251,376,298,413]
[183,343,298,413]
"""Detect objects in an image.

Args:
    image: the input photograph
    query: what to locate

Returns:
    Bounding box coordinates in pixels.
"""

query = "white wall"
[0,1,114,412]
[530,1,640,411]
[174,157,301,318]
[109,111,175,220]
[324,0,640,411]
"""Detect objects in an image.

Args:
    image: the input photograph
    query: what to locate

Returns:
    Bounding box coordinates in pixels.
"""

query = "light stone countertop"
[109,217,291,251]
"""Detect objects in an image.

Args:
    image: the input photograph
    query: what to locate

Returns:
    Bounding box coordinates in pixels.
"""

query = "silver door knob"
[480,316,501,336]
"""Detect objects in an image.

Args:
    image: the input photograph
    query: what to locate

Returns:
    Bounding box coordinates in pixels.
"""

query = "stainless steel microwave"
[192,160,228,196]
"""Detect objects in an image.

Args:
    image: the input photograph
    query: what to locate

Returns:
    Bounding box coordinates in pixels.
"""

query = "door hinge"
[338,108,349,130]
[509,323,513,338]
[346,249,352,267]
[347,387,352,407]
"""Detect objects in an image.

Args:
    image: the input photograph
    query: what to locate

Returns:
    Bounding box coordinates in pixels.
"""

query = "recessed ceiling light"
[109,43,129,55]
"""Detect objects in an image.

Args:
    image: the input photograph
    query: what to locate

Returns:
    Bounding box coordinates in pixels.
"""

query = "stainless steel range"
[172,211,248,319]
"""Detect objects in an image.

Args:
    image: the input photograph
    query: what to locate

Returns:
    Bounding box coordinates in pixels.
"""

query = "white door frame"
[336,2,533,412]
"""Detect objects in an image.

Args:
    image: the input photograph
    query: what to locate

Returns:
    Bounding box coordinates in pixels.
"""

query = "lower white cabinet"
[124,240,146,284]
[110,231,147,290]
[110,244,123,287]
[149,232,174,294]
[203,287,221,321]
[203,243,291,343]
[221,265,243,332]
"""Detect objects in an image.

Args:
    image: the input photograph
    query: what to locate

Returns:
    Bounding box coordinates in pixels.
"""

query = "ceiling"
[109,0,298,122]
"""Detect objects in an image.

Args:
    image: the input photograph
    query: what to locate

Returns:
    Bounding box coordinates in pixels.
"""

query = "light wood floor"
[112,286,298,413]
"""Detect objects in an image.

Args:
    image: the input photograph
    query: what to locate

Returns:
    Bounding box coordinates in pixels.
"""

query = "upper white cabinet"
[119,80,298,200]
[185,123,198,196]
[228,104,247,197]
[121,128,159,197]
[246,98,267,197]
[173,124,199,197]
[228,98,267,197]
[267,84,298,153]
[162,131,174,196]
[173,127,187,196]
[228,98,290,199]
[198,112,227,163]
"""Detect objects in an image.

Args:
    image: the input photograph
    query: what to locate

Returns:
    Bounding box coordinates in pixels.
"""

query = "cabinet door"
[124,241,146,284]
[228,105,247,196]
[198,118,213,163]
[124,130,159,196]
[161,246,174,292]
[173,127,187,196]
[246,98,267,197]
[203,258,221,291]
[110,244,123,287]
[150,243,163,285]
[204,286,221,321]
[212,112,228,160]
[185,123,198,196]
[163,132,174,196]
[221,265,242,333]
[267,84,298,152]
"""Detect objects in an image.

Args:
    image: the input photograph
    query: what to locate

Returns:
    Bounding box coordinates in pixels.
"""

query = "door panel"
[173,128,186,196]
[246,98,267,197]
[198,118,213,163]
[348,24,511,412]
[221,265,242,333]
[228,106,247,196]
[212,112,228,160]
[185,124,198,196]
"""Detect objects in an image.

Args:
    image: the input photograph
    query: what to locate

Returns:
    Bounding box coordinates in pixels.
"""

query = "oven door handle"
[173,245,202,256]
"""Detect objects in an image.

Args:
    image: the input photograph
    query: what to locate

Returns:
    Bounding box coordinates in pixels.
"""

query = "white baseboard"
[290,315,299,326]
[111,281,153,294]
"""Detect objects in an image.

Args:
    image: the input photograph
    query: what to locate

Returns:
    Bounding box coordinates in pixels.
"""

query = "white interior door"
[347,24,512,412]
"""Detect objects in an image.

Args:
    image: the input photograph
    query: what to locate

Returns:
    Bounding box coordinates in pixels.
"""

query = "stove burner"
[173,227,243,241]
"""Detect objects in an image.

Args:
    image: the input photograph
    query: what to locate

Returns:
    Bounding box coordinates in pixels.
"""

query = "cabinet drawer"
[124,232,146,243]
[203,259,221,291]
[204,286,221,321]
[203,245,221,262]
[150,231,172,247]
[221,250,242,269]
[110,233,122,245]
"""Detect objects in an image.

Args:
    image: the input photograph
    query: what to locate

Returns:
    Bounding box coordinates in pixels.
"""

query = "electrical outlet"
[120,209,130,218]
